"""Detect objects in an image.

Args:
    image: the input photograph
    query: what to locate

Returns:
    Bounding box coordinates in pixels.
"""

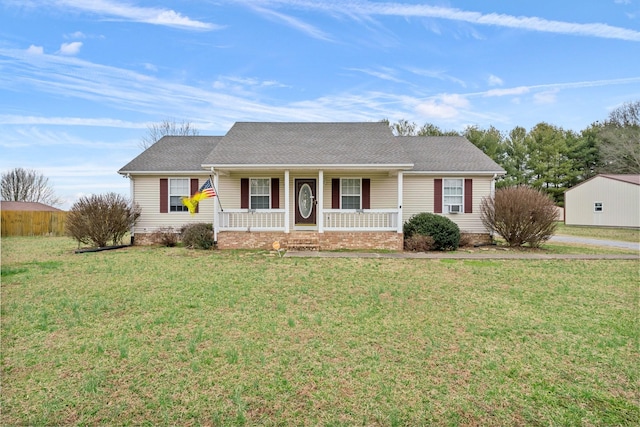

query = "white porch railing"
[323,209,399,231]
[218,209,399,232]
[218,209,286,231]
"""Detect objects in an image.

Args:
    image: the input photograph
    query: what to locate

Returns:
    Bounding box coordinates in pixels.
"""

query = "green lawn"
[2,237,639,426]
[556,222,640,243]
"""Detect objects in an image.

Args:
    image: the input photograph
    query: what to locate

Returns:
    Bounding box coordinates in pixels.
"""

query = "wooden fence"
[1,211,67,237]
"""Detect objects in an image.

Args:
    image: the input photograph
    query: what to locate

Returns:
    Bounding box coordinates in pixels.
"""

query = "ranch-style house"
[119,122,505,250]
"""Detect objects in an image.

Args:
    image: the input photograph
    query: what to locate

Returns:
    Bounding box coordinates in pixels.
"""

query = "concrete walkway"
[285,234,639,260]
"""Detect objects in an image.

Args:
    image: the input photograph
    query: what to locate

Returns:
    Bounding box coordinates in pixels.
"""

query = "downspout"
[126,173,135,245]
[212,167,218,244]
[489,173,497,239]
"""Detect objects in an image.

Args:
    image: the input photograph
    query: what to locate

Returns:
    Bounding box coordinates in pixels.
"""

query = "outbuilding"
[564,174,640,228]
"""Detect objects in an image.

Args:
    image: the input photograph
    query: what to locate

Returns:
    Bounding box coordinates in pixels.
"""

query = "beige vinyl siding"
[131,175,215,235]
[321,172,398,210]
[565,176,640,227]
[219,172,285,210]
[403,175,493,234]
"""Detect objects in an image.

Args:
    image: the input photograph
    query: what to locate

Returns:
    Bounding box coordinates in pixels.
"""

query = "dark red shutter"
[191,178,199,214]
[434,178,443,213]
[362,178,370,209]
[160,178,168,213]
[332,178,340,208]
[240,178,249,209]
[464,179,473,213]
[271,178,279,209]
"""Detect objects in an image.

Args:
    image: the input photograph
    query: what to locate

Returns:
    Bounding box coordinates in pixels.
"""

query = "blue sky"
[1,0,639,208]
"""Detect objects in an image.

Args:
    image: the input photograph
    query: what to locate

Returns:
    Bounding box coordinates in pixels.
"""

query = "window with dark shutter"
[362,178,371,209]
[271,178,279,209]
[464,179,472,213]
[160,179,168,213]
[240,178,249,209]
[191,178,199,214]
[332,178,340,209]
[434,178,443,213]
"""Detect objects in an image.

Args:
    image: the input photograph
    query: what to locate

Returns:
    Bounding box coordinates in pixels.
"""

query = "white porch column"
[213,172,219,242]
[284,170,290,233]
[318,170,324,233]
[397,172,404,233]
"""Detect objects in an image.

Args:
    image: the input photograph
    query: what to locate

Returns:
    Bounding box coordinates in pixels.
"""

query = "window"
[443,179,463,213]
[594,202,603,212]
[341,178,361,209]
[169,178,189,212]
[250,178,270,209]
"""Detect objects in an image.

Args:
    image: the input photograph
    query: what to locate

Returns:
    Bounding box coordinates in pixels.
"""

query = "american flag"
[199,179,216,198]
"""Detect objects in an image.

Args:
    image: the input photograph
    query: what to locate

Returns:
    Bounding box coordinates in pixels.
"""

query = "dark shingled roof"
[202,122,413,167]
[399,136,505,173]
[119,136,222,173]
[117,122,506,174]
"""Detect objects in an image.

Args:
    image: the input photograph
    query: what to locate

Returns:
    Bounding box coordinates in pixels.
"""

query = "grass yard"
[1,237,639,426]
[555,223,640,243]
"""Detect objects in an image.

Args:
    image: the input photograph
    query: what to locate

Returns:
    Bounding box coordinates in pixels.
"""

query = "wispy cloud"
[247,4,333,41]
[59,41,83,55]
[52,0,219,30]
[247,0,640,41]
[26,45,44,54]
[0,115,147,128]
[347,67,407,83]
[2,46,639,133]
[405,67,466,87]
[487,74,503,86]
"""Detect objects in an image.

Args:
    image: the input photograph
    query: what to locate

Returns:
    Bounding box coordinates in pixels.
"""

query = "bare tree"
[139,119,200,150]
[1,168,62,207]
[598,101,640,174]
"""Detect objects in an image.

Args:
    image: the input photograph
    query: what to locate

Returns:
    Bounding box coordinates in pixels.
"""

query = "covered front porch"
[212,169,406,251]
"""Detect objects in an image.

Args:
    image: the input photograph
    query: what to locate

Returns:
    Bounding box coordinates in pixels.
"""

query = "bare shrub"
[151,227,179,247]
[480,186,558,248]
[66,193,140,248]
[181,223,214,249]
[404,235,435,252]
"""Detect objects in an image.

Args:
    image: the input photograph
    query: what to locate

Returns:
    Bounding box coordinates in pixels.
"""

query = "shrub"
[181,223,214,249]
[66,193,140,248]
[403,213,460,251]
[151,227,179,247]
[404,234,435,252]
[480,185,558,248]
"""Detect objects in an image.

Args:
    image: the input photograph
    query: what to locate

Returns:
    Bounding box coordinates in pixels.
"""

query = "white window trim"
[250,177,271,210]
[169,177,190,213]
[594,202,603,213]
[443,178,464,214]
[340,178,362,210]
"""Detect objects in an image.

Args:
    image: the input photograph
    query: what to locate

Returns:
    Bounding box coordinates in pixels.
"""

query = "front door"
[295,179,316,226]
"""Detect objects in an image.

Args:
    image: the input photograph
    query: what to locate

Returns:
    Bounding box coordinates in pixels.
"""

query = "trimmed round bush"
[403,213,460,251]
[181,223,215,249]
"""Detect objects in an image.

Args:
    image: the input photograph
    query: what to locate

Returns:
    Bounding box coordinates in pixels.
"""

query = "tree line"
[386,100,639,206]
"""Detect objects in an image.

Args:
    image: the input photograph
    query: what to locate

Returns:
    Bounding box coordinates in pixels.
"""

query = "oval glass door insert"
[298,183,313,219]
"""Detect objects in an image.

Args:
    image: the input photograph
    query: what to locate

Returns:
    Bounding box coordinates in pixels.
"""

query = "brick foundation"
[217,231,403,251]
[133,230,489,251]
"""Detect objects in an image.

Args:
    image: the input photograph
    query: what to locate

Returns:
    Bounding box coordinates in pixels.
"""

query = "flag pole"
[210,174,223,212]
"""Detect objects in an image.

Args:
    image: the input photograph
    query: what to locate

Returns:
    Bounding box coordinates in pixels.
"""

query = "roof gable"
[600,174,640,186]
[203,122,413,168]
[399,136,505,173]
[119,136,222,173]
[118,122,505,174]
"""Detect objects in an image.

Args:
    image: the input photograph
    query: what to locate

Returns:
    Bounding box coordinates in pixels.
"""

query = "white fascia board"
[201,163,414,171]
[117,170,211,176]
[403,170,506,176]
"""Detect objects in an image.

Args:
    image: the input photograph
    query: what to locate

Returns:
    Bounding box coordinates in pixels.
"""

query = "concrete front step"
[287,235,320,250]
